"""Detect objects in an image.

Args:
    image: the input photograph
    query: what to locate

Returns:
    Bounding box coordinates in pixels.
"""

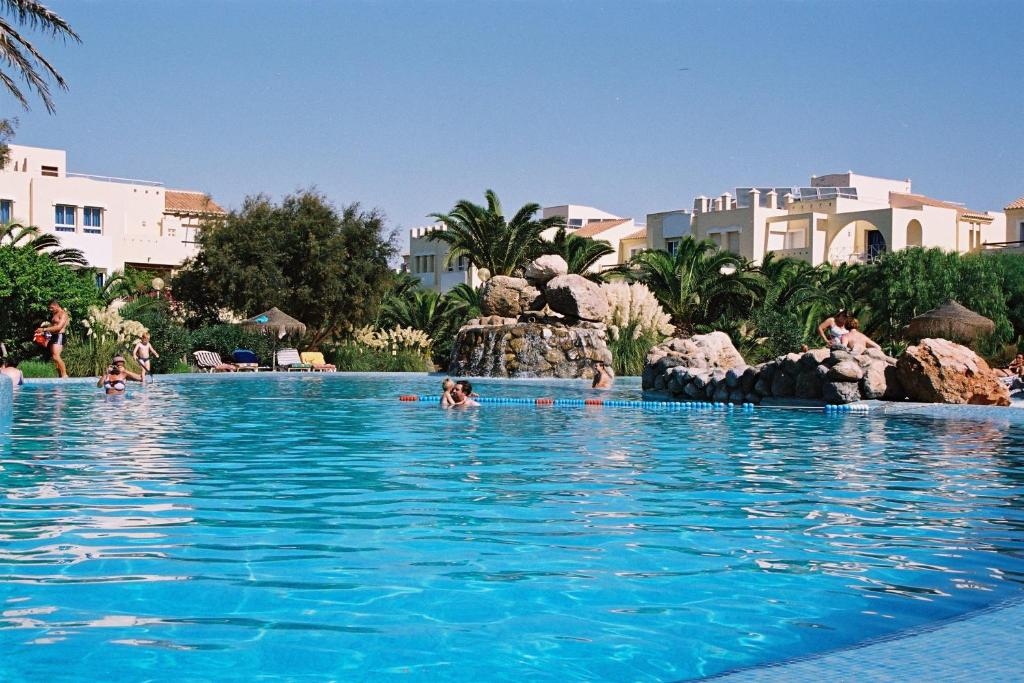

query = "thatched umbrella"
[903,299,995,346]
[240,308,307,369]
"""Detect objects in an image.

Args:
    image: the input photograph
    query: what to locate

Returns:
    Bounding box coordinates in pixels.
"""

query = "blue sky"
[8,1,1023,253]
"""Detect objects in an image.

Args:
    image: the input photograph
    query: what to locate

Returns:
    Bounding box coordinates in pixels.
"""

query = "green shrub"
[189,324,281,366]
[119,299,192,373]
[327,341,432,372]
[18,359,57,378]
[607,322,662,376]
[166,360,193,374]
[60,334,133,377]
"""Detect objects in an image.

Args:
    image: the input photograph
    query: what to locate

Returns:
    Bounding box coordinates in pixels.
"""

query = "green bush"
[18,359,57,378]
[189,324,281,366]
[327,341,432,372]
[60,334,134,378]
[119,299,192,373]
[607,322,662,376]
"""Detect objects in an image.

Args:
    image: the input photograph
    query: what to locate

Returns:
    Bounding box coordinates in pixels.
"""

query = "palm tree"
[613,237,762,334]
[1,0,80,113]
[1,221,87,265]
[543,227,615,280]
[427,189,564,276]
[444,283,481,319]
[380,287,470,364]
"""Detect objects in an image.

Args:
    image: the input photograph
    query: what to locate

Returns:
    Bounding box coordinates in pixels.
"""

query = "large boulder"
[524,255,568,286]
[480,276,541,318]
[544,274,609,322]
[823,380,862,404]
[895,338,1010,406]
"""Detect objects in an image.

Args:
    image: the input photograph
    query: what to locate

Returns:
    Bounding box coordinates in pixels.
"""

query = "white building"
[675,172,1004,266]
[0,144,225,281]
[405,203,646,292]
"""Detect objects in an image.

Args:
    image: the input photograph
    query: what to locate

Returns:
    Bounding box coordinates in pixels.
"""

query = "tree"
[0,243,101,353]
[0,117,14,167]
[543,227,615,279]
[1,0,80,113]
[444,283,481,319]
[1,222,87,266]
[612,237,762,334]
[172,190,395,346]
[427,189,563,276]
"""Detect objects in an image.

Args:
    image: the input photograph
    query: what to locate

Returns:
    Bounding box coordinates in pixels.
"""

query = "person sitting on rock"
[592,360,614,389]
[818,309,850,349]
[1007,354,1024,377]
[841,318,881,353]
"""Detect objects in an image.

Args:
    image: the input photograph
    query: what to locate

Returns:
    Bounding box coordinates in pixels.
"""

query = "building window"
[55,204,76,232]
[665,239,679,256]
[0,199,11,223]
[83,207,103,234]
[568,218,583,227]
[629,247,642,258]
[94,271,105,288]
[1019,221,1024,242]
[41,165,59,177]
[727,231,740,254]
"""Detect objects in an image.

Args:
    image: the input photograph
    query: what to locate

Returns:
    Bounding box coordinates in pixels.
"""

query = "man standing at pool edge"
[36,300,69,378]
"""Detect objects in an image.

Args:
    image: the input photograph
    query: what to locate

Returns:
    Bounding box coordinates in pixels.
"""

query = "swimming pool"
[1,374,1023,681]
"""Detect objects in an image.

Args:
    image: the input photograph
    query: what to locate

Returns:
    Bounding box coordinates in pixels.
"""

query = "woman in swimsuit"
[132,332,160,381]
[817,309,850,349]
[97,355,143,395]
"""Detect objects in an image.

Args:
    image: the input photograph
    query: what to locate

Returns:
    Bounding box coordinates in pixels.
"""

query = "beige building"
[406,203,644,292]
[0,144,225,281]
[679,172,1004,266]
[645,209,692,255]
[1003,196,1024,245]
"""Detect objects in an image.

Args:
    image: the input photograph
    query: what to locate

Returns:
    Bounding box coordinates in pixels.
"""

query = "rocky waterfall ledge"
[448,255,613,378]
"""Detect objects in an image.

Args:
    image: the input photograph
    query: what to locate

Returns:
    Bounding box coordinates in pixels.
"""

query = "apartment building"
[645,209,692,255]
[1004,196,1024,244]
[676,172,1004,266]
[406,204,644,292]
[0,144,225,281]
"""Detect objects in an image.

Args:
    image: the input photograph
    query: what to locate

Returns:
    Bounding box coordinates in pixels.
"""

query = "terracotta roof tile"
[1005,196,1024,210]
[165,190,226,215]
[623,228,647,241]
[573,219,629,238]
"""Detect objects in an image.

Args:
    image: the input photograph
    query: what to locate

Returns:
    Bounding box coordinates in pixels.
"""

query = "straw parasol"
[241,307,307,337]
[902,299,995,346]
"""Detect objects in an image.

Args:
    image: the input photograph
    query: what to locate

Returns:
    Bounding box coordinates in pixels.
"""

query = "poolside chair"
[277,348,312,372]
[231,349,263,372]
[300,351,337,372]
[193,350,238,373]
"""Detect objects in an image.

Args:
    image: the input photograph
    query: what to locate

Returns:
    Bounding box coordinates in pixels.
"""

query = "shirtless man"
[841,318,881,354]
[35,300,69,378]
[592,360,614,389]
[448,381,479,408]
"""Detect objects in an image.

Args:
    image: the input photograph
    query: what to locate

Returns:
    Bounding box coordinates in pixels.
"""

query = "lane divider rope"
[400,395,871,413]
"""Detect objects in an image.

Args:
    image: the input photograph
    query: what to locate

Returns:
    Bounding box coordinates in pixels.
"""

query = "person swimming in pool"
[448,380,479,408]
[440,377,456,407]
[592,360,614,389]
[97,355,143,395]
[132,332,160,381]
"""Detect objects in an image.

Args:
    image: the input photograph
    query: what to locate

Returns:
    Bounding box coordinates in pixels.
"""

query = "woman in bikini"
[817,309,850,349]
[97,356,143,395]
[132,332,160,381]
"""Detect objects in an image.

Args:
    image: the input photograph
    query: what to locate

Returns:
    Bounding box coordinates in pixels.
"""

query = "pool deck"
[6,373,1024,680]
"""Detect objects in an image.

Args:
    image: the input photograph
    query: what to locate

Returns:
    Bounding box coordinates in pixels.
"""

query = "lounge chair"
[231,349,264,372]
[300,351,337,372]
[193,350,238,373]
[277,348,312,372]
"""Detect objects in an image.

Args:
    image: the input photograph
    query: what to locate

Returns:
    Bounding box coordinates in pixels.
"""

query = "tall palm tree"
[756,252,825,313]
[1,221,87,265]
[543,227,615,280]
[427,189,564,276]
[1,0,80,113]
[613,237,762,334]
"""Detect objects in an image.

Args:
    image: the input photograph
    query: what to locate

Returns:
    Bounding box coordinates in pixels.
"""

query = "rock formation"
[449,257,612,378]
[644,333,904,404]
[896,338,1010,406]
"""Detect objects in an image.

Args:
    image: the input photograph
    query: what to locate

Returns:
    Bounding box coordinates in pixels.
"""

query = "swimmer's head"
[442,377,454,391]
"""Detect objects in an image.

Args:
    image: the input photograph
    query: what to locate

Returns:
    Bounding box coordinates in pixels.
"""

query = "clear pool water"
[1,374,1023,682]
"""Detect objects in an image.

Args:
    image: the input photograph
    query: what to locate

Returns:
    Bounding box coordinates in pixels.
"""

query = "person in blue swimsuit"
[97,356,142,395]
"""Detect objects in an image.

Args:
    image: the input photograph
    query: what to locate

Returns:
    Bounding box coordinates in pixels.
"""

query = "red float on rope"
[584,398,604,406]
[399,395,419,402]
[535,398,554,405]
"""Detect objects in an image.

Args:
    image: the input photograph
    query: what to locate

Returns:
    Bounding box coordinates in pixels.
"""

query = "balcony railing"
[66,172,164,187]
